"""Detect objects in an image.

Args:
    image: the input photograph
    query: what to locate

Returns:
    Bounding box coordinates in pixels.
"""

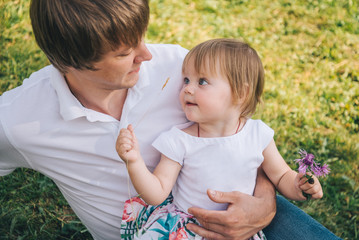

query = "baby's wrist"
[126,157,142,167]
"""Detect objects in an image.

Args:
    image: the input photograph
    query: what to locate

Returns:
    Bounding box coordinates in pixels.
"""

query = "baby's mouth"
[185,101,197,106]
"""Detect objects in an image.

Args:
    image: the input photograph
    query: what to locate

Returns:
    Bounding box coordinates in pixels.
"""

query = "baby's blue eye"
[184,77,190,84]
[199,78,208,85]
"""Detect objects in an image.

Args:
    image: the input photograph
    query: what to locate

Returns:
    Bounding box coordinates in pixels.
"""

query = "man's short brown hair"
[30,0,149,73]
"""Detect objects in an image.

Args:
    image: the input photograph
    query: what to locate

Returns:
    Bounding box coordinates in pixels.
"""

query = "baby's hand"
[295,172,323,200]
[116,124,140,164]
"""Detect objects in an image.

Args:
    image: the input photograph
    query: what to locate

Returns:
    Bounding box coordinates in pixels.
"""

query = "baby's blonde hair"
[182,38,264,118]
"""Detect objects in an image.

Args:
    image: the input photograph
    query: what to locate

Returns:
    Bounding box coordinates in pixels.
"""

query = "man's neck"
[64,75,128,120]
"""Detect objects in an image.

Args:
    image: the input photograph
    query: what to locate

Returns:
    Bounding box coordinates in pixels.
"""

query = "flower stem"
[302,191,311,200]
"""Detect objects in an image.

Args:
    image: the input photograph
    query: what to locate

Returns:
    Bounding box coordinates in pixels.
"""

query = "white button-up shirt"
[0,44,188,240]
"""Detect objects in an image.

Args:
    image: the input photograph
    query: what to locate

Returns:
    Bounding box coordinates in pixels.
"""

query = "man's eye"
[184,77,190,84]
[117,52,131,57]
[199,78,208,85]
[116,49,133,57]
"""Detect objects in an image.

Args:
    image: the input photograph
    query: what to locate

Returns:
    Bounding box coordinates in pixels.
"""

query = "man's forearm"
[253,166,276,226]
[254,166,276,197]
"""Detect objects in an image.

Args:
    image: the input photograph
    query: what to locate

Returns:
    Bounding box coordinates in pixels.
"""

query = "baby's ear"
[232,94,246,109]
[236,83,250,104]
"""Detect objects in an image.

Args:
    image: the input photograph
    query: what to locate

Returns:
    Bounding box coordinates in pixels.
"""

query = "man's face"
[66,39,152,91]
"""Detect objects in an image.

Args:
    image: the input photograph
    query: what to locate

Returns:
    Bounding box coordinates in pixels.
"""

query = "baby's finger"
[300,180,315,191]
[302,186,323,199]
[127,124,138,142]
[117,143,133,156]
[119,132,135,144]
[118,135,134,145]
[119,128,132,138]
[311,189,324,199]
[298,173,316,186]
[298,177,307,186]
[128,124,134,132]
[301,182,322,196]
[298,178,313,189]
[121,143,133,152]
[295,172,305,182]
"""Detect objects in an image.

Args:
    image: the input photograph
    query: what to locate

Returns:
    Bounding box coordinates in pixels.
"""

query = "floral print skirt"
[121,194,198,239]
[120,194,266,240]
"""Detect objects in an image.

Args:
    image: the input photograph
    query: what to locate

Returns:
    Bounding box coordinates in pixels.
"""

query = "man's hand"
[186,167,276,240]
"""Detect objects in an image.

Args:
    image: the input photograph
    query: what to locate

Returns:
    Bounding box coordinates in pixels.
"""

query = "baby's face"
[180,58,239,124]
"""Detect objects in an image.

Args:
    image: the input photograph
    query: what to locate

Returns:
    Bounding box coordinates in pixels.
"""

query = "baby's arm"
[261,139,323,201]
[116,125,181,205]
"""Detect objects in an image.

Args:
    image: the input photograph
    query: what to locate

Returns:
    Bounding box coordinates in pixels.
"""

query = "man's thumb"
[207,189,239,204]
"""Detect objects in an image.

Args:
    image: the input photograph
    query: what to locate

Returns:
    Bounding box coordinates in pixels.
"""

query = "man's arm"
[0,114,31,175]
[186,166,276,240]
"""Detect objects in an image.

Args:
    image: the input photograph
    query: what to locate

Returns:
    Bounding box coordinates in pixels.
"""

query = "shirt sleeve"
[0,99,31,176]
[257,120,275,151]
[152,128,185,166]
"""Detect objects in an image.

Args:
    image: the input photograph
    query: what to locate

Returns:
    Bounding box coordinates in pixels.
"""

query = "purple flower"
[298,149,315,165]
[295,149,330,178]
[312,163,331,177]
[295,149,315,174]
[295,149,330,200]
[297,164,308,174]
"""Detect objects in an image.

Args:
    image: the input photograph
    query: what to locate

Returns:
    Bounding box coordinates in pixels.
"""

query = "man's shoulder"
[0,65,55,107]
[146,43,188,51]
[146,43,188,60]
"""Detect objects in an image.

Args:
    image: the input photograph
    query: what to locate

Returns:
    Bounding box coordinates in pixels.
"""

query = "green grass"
[1,0,358,239]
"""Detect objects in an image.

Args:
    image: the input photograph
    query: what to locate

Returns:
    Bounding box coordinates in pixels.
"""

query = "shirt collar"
[50,66,88,121]
[49,65,150,122]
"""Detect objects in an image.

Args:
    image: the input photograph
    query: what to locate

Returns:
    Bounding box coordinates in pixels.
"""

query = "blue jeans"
[263,195,342,240]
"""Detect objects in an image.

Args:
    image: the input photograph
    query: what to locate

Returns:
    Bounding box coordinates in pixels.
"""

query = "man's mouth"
[129,66,141,74]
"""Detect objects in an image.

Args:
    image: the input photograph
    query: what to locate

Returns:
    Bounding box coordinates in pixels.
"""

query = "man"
[0,0,340,239]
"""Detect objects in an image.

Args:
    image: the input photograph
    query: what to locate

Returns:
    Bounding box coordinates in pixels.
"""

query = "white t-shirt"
[0,44,188,240]
[152,120,274,213]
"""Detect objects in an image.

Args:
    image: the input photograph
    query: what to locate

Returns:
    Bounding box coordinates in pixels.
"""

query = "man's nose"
[134,41,152,63]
